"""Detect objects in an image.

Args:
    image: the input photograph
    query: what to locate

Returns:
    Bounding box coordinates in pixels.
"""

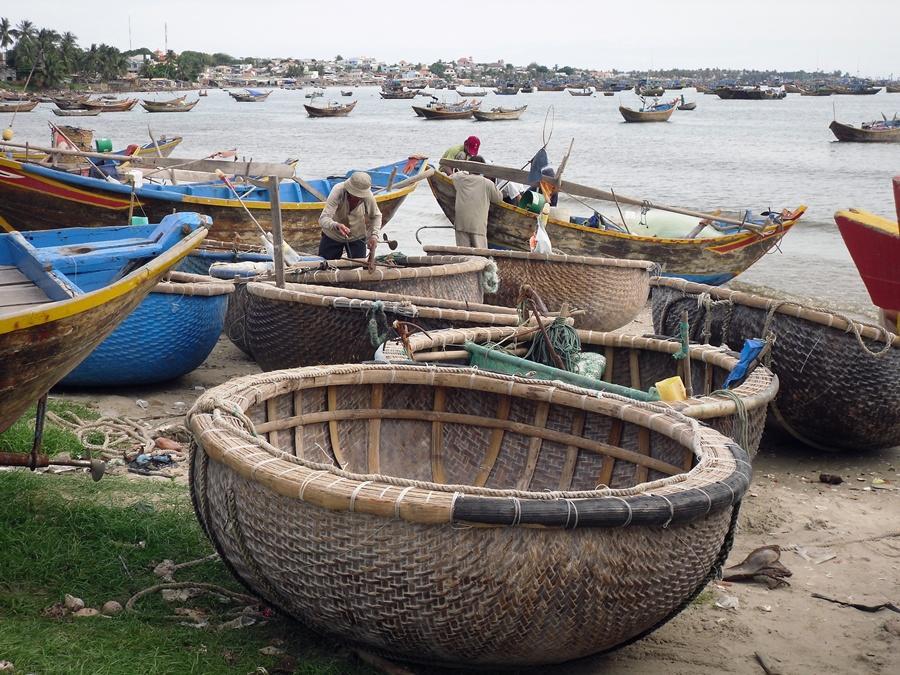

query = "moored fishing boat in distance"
[51,108,101,117]
[829,116,900,142]
[0,213,208,434]
[81,97,139,112]
[229,88,271,102]
[834,176,900,333]
[715,86,786,100]
[619,98,677,122]
[304,100,357,117]
[140,99,198,113]
[472,105,527,121]
[567,87,594,96]
[414,101,480,120]
[0,153,430,251]
[430,159,805,285]
[0,100,38,113]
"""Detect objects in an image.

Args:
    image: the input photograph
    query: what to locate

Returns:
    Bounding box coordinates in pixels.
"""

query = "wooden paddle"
[440,158,767,232]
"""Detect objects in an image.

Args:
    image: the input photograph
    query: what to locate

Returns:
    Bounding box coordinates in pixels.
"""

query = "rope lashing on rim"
[711,389,750,453]
[673,315,691,360]
[480,259,500,294]
[524,317,582,372]
[696,293,734,345]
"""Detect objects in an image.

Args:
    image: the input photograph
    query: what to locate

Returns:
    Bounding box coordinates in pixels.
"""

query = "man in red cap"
[440,135,480,173]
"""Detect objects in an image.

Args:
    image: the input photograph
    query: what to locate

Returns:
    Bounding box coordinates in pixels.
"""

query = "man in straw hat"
[318,171,383,260]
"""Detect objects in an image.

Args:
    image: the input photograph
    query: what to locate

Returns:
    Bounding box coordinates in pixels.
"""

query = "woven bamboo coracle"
[244,283,529,371]
[188,364,750,667]
[221,255,493,356]
[424,245,654,331]
[651,277,900,451]
[385,325,778,456]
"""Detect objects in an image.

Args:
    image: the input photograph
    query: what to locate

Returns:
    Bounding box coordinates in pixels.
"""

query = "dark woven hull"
[651,281,900,451]
[245,285,514,370]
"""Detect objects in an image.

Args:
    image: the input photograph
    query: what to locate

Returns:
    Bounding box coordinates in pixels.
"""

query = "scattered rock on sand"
[884,617,900,638]
[64,594,84,612]
[101,600,123,616]
[73,608,100,617]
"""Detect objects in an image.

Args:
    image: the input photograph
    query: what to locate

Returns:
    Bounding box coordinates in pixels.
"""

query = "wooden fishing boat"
[0,213,208,433]
[243,283,538,369]
[537,83,567,91]
[677,101,697,110]
[81,98,138,112]
[520,85,534,93]
[886,84,900,94]
[834,177,900,334]
[416,104,477,120]
[457,89,489,97]
[834,85,882,95]
[428,163,805,285]
[0,155,429,249]
[8,134,183,167]
[651,277,900,451]
[380,89,416,99]
[603,91,615,96]
[385,326,778,456]
[52,108,101,117]
[829,119,900,142]
[341,89,353,96]
[715,87,786,100]
[567,88,594,96]
[0,100,38,113]
[619,101,676,122]
[213,254,491,355]
[782,83,803,94]
[198,89,208,96]
[52,95,89,110]
[188,363,749,666]
[142,94,186,106]
[799,87,834,96]
[634,84,665,96]
[472,105,527,121]
[303,100,356,117]
[60,271,231,386]
[230,89,271,102]
[140,99,198,113]
[495,84,519,95]
[423,245,653,331]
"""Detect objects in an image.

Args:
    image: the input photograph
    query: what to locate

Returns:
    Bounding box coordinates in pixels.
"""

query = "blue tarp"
[723,338,767,389]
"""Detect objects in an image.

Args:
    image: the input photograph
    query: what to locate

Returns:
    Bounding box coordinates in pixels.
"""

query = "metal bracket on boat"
[414,225,454,244]
[0,394,106,481]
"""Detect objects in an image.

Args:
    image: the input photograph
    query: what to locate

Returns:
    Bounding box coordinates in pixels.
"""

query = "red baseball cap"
[464,136,481,154]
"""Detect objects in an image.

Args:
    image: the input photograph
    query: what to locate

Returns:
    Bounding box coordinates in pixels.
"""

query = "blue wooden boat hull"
[61,284,228,386]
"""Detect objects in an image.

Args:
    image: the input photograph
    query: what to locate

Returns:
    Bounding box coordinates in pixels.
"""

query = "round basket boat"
[61,272,233,386]
[213,254,494,356]
[385,325,778,456]
[651,277,900,451]
[244,283,530,370]
[424,245,655,331]
[188,364,750,667]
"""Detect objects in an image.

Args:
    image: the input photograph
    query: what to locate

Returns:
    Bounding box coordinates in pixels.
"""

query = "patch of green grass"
[0,400,100,459]
[0,472,374,675]
[692,587,716,607]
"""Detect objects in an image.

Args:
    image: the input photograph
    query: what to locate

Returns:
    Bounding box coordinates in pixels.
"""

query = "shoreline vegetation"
[0,16,894,94]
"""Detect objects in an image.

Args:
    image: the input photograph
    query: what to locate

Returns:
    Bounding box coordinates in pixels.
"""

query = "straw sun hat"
[344,172,373,198]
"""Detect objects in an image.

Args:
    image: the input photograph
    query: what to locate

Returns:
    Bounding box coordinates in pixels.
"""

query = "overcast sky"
[7,1,899,77]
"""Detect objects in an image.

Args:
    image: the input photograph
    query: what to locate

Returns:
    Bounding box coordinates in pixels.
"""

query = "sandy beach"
[43,306,900,674]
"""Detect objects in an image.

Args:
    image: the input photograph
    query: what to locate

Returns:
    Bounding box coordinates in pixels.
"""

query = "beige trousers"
[455,230,488,249]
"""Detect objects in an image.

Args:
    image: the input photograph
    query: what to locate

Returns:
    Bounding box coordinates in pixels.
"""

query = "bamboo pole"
[269,175,285,289]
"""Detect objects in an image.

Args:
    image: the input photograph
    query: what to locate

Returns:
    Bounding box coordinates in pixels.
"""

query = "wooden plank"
[431,387,446,483]
[558,410,585,490]
[265,398,280,449]
[518,401,550,490]
[0,285,51,306]
[269,175,285,288]
[439,158,759,229]
[254,407,685,476]
[326,386,348,469]
[367,384,383,473]
[628,349,641,390]
[598,419,623,487]
[291,175,327,202]
[474,396,512,486]
[292,390,303,457]
[635,428,651,484]
[603,347,615,382]
[704,361,714,395]
[0,268,30,285]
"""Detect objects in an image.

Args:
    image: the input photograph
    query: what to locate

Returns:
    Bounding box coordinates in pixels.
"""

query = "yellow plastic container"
[655,376,687,402]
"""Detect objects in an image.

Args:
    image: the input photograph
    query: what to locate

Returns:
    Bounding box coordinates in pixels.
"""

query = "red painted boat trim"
[834,212,900,311]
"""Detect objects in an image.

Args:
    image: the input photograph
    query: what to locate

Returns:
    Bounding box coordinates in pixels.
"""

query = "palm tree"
[59,31,79,72]
[13,19,35,45]
[0,18,14,54]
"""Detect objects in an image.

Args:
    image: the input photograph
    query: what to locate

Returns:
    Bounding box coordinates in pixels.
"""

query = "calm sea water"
[8,87,899,319]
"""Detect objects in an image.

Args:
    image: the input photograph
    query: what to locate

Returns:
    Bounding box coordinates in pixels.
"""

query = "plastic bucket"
[130,216,149,226]
[518,190,546,213]
[95,138,113,152]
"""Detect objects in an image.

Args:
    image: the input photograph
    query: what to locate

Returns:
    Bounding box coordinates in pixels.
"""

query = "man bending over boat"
[318,172,382,260]
[441,135,480,173]
[451,155,502,248]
